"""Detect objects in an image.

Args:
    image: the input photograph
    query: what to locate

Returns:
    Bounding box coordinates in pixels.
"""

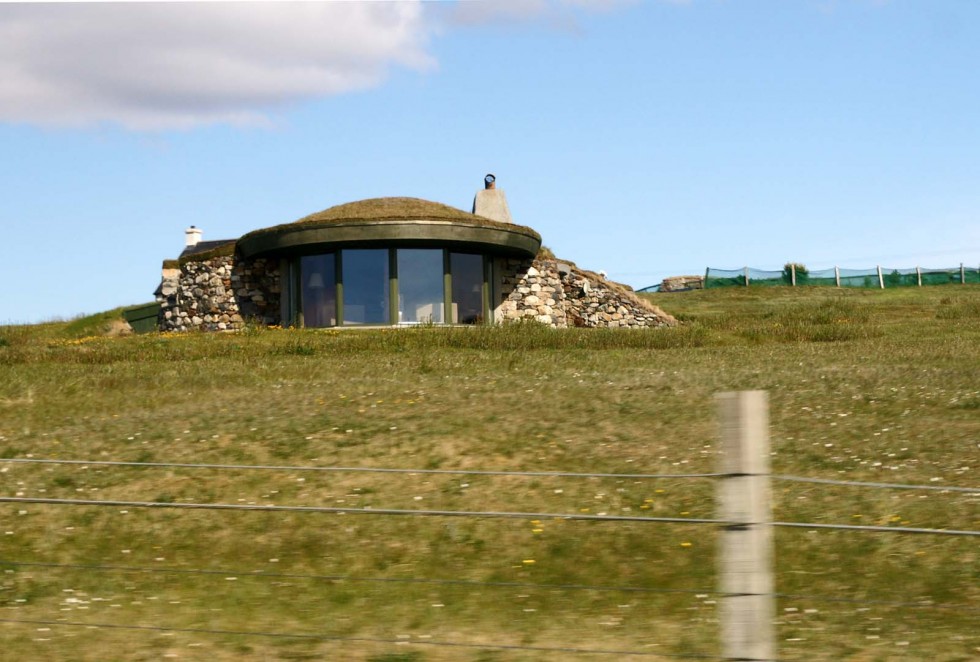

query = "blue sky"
[2,0,979,323]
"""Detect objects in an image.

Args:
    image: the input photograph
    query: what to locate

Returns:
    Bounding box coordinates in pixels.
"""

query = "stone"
[157,240,670,333]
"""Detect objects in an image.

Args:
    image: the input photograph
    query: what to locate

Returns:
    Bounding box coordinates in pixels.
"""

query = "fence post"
[835,266,841,288]
[790,263,796,287]
[744,267,750,287]
[877,265,884,289]
[961,263,966,285]
[717,391,775,662]
[917,266,922,287]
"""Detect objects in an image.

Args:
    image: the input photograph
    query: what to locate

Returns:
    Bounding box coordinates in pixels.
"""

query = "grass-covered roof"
[298,197,495,225]
[237,197,542,258]
[241,197,541,240]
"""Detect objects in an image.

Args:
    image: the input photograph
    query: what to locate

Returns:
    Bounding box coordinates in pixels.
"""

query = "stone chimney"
[185,225,203,247]
[472,173,513,224]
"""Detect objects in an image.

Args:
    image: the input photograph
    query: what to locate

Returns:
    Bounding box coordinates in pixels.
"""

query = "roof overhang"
[237,218,541,260]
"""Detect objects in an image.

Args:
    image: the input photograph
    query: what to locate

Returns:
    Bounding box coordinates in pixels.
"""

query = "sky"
[2,0,979,323]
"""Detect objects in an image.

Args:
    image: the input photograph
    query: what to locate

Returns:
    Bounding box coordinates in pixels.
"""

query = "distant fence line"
[706,264,979,289]
[638,264,979,292]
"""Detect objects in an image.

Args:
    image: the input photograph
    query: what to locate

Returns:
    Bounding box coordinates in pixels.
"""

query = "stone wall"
[496,257,675,328]
[660,275,704,292]
[156,252,671,332]
[157,256,281,332]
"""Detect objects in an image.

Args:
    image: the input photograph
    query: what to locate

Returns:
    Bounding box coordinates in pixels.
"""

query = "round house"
[237,191,540,327]
[155,176,675,332]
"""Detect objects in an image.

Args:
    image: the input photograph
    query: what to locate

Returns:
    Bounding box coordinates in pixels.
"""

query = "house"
[156,177,674,331]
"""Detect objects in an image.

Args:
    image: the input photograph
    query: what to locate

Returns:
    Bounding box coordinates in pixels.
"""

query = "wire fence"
[704,264,980,289]
[1,445,977,659]
[1,457,976,534]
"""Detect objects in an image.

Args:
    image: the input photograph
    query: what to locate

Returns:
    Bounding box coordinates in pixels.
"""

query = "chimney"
[185,225,203,247]
[472,173,513,224]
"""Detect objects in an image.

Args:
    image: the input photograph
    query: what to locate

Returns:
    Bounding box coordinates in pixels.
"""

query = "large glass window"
[301,254,336,328]
[451,252,484,324]
[296,248,487,327]
[342,249,390,325]
[397,249,445,324]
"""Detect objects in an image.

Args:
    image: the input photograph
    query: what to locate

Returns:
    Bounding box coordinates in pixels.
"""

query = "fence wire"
[2,452,977,658]
[0,457,722,480]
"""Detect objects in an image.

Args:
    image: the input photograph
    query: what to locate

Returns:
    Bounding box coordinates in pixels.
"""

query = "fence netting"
[704,265,980,289]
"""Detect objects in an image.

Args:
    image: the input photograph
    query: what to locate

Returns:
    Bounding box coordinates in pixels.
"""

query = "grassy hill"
[1,286,978,661]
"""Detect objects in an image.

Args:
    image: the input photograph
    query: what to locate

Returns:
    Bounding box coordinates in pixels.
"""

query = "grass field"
[1,286,978,661]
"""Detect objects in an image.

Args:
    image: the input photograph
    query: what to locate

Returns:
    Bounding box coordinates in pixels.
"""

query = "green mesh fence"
[704,265,980,289]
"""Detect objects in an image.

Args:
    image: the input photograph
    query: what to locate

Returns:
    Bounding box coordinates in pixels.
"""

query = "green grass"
[0,286,978,661]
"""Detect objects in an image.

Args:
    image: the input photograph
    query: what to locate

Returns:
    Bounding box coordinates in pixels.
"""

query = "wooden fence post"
[717,391,775,661]
[790,263,796,287]
[877,265,885,289]
[835,266,841,288]
[744,267,750,287]
[917,266,922,287]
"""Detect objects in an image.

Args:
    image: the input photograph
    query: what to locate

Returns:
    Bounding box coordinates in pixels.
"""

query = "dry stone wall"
[660,275,704,292]
[497,257,675,328]
[157,256,281,332]
[156,252,670,332]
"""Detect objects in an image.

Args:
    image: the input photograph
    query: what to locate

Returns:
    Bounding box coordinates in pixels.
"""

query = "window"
[300,254,336,328]
[397,249,445,324]
[295,248,487,327]
[451,252,484,324]
[342,249,390,325]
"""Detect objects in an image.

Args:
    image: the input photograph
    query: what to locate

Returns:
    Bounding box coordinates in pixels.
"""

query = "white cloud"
[438,0,641,29]
[443,0,550,26]
[0,2,433,130]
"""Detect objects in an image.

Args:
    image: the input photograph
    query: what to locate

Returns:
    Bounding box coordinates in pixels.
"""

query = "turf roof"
[240,197,541,242]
